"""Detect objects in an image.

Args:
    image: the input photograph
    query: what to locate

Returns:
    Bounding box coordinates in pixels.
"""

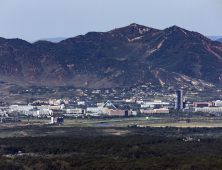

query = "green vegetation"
[1,130,222,169]
[1,115,222,169]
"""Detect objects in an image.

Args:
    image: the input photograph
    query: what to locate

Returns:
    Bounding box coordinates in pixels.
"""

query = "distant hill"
[31,37,68,43]
[0,23,222,90]
[216,38,222,43]
[207,36,222,41]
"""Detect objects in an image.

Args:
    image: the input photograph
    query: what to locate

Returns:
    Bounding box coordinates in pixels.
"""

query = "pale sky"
[0,0,222,42]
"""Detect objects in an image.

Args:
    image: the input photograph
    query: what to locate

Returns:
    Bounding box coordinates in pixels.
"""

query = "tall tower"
[175,90,183,110]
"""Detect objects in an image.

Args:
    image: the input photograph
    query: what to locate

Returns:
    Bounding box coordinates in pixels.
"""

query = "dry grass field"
[16,116,222,128]
[1,116,222,138]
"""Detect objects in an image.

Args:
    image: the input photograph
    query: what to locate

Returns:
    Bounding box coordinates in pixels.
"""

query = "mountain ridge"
[216,38,222,43]
[31,37,68,43]
[207,36,222,41]
[0,23,222,91]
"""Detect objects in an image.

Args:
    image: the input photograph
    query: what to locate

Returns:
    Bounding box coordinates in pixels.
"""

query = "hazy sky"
[0,0,222,42]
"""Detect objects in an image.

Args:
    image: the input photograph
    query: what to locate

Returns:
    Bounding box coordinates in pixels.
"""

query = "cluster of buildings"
[189,101,222,113]
[129,89,222,115]
[175,90,222,114]
[0,99,138,122]
[1,89,222,123]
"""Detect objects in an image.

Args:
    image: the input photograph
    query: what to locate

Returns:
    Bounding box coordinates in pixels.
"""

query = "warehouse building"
[108,109,132,116]
[190,107,222,113]
[140,108,169,114]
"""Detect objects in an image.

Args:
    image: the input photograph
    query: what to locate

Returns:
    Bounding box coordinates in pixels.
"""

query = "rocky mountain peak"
[0,24,221,90]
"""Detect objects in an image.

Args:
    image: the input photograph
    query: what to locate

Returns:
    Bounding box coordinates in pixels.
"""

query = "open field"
[1,116,222,138]
[140,122,222,127]
[60,116,222,128]
[7,116,222,128]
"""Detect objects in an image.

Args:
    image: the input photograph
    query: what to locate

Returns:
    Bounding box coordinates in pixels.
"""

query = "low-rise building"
[66,108,85,114]
[39,109,52,116]
[140,108,169,114]
[49,99,61,105]
[189,102,213,107]
[37,105,50,110]
[139,100,170,108]
[32,100,49,104]
[97,103,103,106]
[51,117,63,124]
[108,109,132,116]
[0,117,18,123]
[50,105,64,110]
[11,105,34,112]
[190,107,222,113]
[103,108,112,115]
[125,99,136,103]
[77,101,85,105]
[214,100,222,107]
[132,111,138,116]
[25,110,39,116]
[86,107,103,113]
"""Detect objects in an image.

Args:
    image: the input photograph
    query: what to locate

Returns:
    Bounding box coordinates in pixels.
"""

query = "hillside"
[31,37,68,43]
[207,36,222,41]
[216,38,222,43]
[0,23,222,90]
